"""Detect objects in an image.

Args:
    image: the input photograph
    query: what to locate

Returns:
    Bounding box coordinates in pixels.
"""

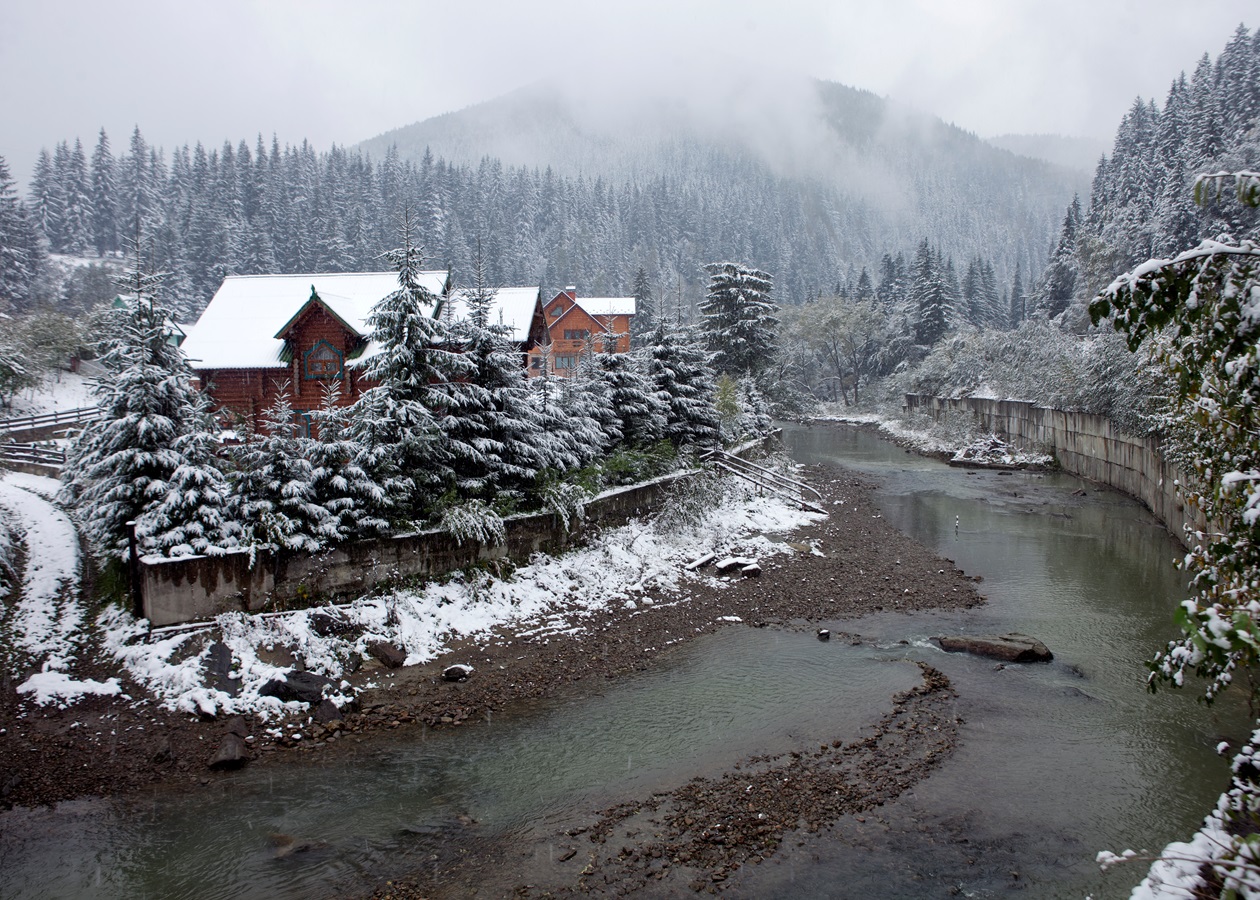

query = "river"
[0,423,1247,899]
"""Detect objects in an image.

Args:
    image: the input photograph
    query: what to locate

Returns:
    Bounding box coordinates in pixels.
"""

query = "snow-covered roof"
[181,271,449,370]
[441,286,541,343]
[575,296,636,318]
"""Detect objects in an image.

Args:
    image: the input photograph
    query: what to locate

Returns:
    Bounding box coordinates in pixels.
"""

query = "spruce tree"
[230,382,336,553]
[644,321,719,448]
[347,212,472,520]
[700,262,778,377]
[60,242,233,561]
[444,248,547,497]
[307,379,390,541]
[0,155,38,311]
[593,335,669,449]
[90,129,118,257]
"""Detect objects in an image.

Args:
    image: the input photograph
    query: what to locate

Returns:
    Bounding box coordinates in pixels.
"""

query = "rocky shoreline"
[0,462,988,895]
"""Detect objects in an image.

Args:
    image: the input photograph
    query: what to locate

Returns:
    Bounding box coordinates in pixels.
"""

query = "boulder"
[937,633,1053,663]
[367,641,407,669]
[308,609,356,638]
[208,733,251,770]
[259,671,334,704]
[443,664,473,682]
[313,699,343,723]
[223,715,250,737]
[203,641,241,697]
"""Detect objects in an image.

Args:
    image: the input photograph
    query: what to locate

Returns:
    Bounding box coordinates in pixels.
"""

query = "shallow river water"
[0,423,1249,899]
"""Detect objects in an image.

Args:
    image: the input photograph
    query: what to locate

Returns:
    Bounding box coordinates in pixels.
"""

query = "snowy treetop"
[180,271,449,370]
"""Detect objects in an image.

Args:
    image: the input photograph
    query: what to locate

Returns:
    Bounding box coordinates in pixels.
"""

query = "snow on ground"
[2,369,98,419]
[98,476,825,720]
[812,408,1053,466]
[0,472,108,708]
[0,473,82,659]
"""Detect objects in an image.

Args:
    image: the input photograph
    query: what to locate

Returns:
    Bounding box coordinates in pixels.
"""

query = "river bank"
[0,462,984,823]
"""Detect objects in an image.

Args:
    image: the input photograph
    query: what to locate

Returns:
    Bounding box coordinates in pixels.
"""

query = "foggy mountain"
[985,133,1108,174]
[359,78,1089,298]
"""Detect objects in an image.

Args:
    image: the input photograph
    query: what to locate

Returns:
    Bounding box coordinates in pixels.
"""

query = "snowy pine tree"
[306,379,390,541]
[444,249,547,498]
[61,244,234,561]
[700,262,778,378]
[593,336,669,449]
[229,382,336,553]
[643,321,720,448]
[347,213,472,521]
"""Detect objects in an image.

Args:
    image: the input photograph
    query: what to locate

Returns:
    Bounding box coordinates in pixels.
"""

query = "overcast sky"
[1,0,1254,184]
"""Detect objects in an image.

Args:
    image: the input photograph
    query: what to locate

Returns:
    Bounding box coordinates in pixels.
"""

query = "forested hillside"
[2,79,1082,321]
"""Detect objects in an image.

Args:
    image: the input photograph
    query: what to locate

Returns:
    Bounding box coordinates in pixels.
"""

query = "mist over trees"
[4,78,1084,323]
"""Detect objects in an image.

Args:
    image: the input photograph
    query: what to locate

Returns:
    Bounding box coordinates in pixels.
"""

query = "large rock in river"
[937,633,1053,662]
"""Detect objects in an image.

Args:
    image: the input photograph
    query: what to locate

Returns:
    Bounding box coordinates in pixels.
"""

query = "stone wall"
[141,471,695,627]
[903,395,1199,543]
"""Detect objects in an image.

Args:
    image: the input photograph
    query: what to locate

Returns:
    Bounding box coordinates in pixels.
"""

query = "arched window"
[304,340,343,380]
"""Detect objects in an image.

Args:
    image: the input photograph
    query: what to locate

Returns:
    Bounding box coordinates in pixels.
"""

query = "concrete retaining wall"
[141,471,694,627]
[903,394,1199,543]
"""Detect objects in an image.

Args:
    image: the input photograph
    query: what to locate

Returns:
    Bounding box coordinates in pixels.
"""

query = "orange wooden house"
[527,287,637,376]
[181,272,545,433]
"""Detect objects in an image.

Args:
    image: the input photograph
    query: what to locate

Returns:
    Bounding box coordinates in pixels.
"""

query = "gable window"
[563,329,590,341]
[304,340,343,379]
[550,304,565,318]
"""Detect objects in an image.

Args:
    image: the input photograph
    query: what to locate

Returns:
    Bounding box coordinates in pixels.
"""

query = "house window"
[530,356,543,370]
[555,355,577,370]
[304,340,343,379]
[550,304,565,318]
[563,329,590,341]
[293,409,313,438]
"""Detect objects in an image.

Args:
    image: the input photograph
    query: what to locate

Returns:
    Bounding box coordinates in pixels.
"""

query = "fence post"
[126,520,144,620]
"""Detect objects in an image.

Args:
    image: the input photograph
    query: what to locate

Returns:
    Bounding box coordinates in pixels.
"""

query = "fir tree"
[230,382,336,553]
[307,379,390,540]
[347,212,472,520]
[593,335,669,449]
[444,247,547,497]
[0,155,39,311]
[910,240,950,346]
[90,129,118,257]
[643,321,720,448]
[60,240,233,561]
[630,265,656,341]
[700,262,778,378]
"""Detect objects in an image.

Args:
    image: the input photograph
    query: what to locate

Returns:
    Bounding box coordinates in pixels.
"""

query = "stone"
[313,699,343,723]
[740,563,761,577]
[259,671,334,704]
[203,641,241,697]
[208,733,251,770]
[817,629,831,641]
[367,640,407,669]
[714,556,754,574]
[308,609,356,637]
[936,633,1053,663]
[151,736,175,764]
[443,664,473,682]
[223,715,250,737]
[685,552,717,571]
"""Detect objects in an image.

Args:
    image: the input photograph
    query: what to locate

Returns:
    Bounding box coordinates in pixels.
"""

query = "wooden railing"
[1,442,67,467]
[0,406,100,435]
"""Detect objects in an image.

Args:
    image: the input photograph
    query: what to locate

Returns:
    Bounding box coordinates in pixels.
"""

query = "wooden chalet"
[180,271,469,432]
[528,287,637,376]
